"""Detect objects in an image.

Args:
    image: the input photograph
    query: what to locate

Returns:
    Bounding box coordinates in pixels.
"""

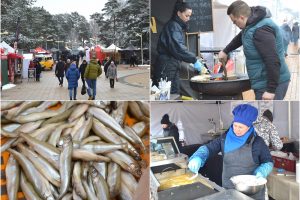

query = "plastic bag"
[81,85,87,95]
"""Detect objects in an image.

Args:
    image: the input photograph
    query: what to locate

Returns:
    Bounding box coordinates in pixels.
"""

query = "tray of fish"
[1,101,150,200]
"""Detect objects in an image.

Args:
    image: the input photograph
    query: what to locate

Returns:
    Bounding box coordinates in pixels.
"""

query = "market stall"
[150,101,299,200]
[102,44,122,64]
[7,52,24,84]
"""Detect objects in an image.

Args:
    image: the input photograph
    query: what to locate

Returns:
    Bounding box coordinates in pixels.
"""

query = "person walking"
[280,19,292,56]
[292,22,299,46]
[35,60,42,82]
[65,59,71,74]
[104,57,111,79]
[218,1,290,100]
[84,53,102,100]
[55,58,65,86]
[107,61,118,88]
[79,60,87,87]
[66,63,80,100]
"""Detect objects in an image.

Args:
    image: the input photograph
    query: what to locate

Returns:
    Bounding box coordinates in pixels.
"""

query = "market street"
[1,64,150,100]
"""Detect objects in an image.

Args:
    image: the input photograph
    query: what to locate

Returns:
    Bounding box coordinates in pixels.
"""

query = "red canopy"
[95,46,106,63]
[7,53,24,59]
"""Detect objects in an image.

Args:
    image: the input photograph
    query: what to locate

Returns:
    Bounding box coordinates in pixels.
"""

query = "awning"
[103,44,122,52]
[7,53,24,59]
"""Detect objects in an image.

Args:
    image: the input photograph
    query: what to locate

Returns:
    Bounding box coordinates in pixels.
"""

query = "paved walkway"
[1,65,150,100]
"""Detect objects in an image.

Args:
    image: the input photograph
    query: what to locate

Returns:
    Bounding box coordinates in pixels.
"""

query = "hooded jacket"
[107,63,117,79]
[84,59,102,79]
[223,6,290,93]
[66,64,80,89]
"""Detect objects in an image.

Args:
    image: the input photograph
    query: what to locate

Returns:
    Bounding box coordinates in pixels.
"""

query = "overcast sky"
[32,0,107,21]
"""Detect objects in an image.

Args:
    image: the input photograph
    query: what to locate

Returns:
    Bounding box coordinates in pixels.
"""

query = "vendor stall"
[150,101,300,200]
[7,52,23,84]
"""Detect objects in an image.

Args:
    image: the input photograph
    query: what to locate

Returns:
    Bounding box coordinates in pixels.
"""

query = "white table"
[267,168,299,200]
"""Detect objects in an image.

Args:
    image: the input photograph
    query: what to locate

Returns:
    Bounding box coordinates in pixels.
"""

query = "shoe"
[92,97,95,100]
[70,98,72,100]
[74,98,77,100]
[88,96,92,100]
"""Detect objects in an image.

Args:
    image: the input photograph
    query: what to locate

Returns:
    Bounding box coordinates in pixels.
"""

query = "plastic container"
[272,155,297,172]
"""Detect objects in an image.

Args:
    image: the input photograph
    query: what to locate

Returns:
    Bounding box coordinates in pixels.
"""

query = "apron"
[222,135,266,200]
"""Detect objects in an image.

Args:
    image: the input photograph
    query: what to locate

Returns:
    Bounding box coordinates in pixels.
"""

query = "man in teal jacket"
[218,1,290,100]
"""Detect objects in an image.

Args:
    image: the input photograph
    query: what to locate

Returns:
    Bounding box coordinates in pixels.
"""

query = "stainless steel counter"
[196,189,254,200]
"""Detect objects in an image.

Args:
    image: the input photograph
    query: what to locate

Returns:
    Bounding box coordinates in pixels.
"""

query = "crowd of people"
[52,53,117,100]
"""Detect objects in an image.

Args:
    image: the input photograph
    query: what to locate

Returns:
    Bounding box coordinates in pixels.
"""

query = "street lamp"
[136,33,143,65]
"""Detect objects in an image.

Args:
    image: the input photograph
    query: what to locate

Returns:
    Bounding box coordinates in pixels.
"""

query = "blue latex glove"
[188,157,202,173]
[254,162,274,178]
[193,60,203,72]
[255,172,264,178]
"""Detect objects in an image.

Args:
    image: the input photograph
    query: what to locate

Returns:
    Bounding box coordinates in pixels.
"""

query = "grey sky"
[32,0,107,20]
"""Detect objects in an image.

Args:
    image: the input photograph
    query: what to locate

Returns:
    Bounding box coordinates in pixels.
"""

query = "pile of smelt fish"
[1,101,149,200]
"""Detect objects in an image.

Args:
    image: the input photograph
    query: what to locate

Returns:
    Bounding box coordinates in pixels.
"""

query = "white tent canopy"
[0,41,15,53]
[22,54,34,79]
[103,44,122,52]
[77,46,84,51]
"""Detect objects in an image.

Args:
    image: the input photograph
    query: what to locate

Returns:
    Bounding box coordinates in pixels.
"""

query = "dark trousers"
[81,76,85,87]
[153,55,180,94]
[57,76,63,85]
[110,79,115,88]
[36,73,40,81]
[254,80,290,100]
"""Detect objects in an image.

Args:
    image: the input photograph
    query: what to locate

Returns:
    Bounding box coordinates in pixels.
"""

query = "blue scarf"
[224,125,254,153]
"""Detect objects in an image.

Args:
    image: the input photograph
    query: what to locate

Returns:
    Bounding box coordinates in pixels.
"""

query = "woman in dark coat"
[35,60,42,82]
[79,60,87,87]
[55,59,65,86]
[153,2,202,94]
[66,63,80,100]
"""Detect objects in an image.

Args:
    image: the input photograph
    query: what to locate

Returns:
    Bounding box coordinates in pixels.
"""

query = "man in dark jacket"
[161,114,181,151]
[218,1,290,100]
[79,60,87,87]
[153,2,204,94]
[55,58,65,86]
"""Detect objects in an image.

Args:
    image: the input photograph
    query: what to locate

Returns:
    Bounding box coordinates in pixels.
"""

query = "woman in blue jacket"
[188,104,273,200]
[66,63,80,100]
